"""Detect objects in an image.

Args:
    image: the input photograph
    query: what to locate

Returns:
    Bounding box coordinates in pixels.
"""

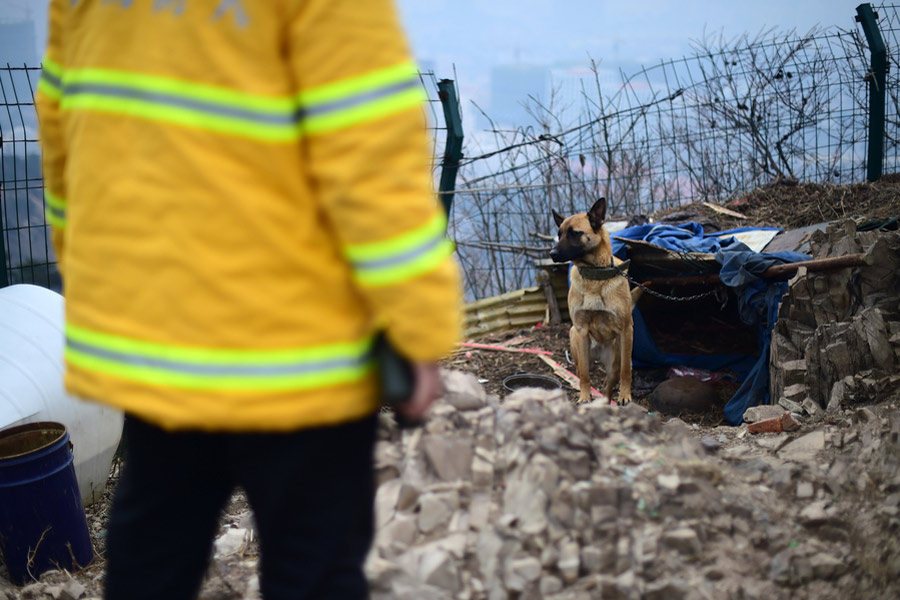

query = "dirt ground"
[447,323,744,426]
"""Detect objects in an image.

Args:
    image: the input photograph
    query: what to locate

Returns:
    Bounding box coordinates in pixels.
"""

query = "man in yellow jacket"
[37,1,461,598]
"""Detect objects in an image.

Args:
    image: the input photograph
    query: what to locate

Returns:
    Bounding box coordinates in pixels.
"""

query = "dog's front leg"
[570,325,593,404]
[604,342,620,403]
[617,321,634,405]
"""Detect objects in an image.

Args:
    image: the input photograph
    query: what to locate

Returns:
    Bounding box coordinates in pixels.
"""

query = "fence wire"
[2,8,898,302]
[0,67,451,292]
[879,4,900,170]
[0,65,56,290]
[450,6,898,299]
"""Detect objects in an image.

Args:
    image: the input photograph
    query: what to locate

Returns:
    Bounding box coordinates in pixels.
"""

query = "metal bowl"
[502,373,563,393]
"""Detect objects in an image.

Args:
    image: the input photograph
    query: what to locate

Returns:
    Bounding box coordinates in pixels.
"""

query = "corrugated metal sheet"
[464,283,569,339]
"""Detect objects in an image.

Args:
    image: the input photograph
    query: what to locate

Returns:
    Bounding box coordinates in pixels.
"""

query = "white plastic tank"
[0,284,123,506]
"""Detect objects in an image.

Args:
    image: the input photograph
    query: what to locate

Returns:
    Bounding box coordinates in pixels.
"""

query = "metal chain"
[615,268,724,303]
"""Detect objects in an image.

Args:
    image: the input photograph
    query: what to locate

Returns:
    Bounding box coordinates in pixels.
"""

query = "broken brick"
[748,416,784,434]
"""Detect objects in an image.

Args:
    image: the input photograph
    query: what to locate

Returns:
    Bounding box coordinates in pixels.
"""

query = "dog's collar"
[577,259,630,281]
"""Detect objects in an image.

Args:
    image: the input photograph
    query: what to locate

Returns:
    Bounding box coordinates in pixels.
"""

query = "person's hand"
[396,362,442,422]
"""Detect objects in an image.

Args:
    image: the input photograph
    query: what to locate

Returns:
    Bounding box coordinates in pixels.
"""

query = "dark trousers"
[103,414,377,600]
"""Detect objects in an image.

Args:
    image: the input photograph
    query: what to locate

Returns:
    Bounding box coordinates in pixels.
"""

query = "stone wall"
[770,221,900,417]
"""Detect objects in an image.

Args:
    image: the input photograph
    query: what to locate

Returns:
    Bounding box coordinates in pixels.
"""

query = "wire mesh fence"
[2,7,898,301]
[0,65,56,290]
[878,4,900,168]
[0,67,453,292]
[450,5,899,300]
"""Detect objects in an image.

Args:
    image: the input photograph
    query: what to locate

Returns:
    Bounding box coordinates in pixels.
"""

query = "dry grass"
[655,176,900,231]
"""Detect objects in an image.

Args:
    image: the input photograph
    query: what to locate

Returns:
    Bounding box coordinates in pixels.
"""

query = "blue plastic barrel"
[0,422,94,585]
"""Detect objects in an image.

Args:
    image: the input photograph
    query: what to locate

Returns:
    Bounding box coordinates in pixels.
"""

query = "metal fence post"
[0,133,8,288]
[437,79,464,217]
[856,3,887,182]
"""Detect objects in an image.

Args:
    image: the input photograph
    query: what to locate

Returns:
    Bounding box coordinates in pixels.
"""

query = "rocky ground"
[2,369,899,599]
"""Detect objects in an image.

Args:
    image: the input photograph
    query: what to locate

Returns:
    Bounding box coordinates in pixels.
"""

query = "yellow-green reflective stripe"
[42,61,425,138]
[38,78,62,101]
[354,238,454,287]
[66,323,372,364]
[346,212,447,262]
[298,61,425,134]
[345,212,452,287]
[64,324,375,391]
[52,66,299,142]
[65,348,373,391]
[302,87,424,135]
[45,210,65,229]
[298,62,419,106]
[62,67,293,113]
[39,56,63,100]
[61,94,299,142]
[44,188,66,227]
[42,56,63,79]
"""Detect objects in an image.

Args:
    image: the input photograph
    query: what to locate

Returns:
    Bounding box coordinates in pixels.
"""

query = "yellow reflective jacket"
[36,0,462,431]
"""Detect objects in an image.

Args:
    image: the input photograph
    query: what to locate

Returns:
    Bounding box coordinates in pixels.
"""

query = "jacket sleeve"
[287,0,462,361]
[35,0,67,277]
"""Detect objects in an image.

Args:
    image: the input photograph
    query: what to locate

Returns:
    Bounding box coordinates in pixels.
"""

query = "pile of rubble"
[4,369,900,600]
[771,221,900,420]
[360,371,900,600]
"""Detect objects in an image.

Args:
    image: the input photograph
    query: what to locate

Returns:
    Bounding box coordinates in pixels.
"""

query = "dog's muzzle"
[550,245,582,263]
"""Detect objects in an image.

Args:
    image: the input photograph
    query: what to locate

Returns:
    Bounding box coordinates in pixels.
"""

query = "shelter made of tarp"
[607,223,810,424]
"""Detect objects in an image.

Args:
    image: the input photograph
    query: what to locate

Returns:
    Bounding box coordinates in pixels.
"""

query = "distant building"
[488,64,549,128]
[0,19,38,66]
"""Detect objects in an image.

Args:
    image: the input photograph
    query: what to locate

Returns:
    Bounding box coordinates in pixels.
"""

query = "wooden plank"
[762,253,871,278]
[497,335,532,348]
[459,342,553,355]
[536,354,607,401]
[537,269,562,324]
[702,201,748,219]
[639,254,872,287]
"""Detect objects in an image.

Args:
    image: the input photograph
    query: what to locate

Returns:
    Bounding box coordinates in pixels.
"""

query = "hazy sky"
[6,1,861,68]
[396,0,857,74]
[4,0,862,123]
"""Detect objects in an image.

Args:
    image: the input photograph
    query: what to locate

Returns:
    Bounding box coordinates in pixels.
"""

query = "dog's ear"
[587,197,607,232]
[552,209,566,228]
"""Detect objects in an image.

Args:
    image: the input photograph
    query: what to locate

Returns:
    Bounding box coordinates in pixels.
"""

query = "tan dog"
[550,198,638,405]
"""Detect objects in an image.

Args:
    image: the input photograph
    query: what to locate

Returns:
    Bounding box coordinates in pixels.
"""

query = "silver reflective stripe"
[65,338,372,377]
[42,70,62,90]
[46,204,65,222]
[301,78,419,118]
[351,233,446,271]
[63,83,297,126]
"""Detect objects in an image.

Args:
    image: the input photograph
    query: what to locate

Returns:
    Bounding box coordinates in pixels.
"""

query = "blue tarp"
[607,223,810,424]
